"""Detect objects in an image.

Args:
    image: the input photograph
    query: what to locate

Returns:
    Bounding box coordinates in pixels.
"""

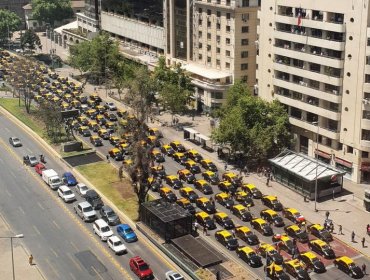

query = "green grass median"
[76,161,139,221]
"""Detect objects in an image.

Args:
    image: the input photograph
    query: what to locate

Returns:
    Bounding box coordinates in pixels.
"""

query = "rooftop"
[141,199,191,223]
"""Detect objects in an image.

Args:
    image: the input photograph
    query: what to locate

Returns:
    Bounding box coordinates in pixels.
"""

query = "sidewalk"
[0,214,45,280]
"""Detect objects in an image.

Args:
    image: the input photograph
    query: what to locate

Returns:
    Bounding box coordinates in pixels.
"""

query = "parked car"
[76,183,89,197]
[107,235,127,255]
[298,252,326,273]
[333,256,364,279]
[284,224,309,243]
[308,239,335,259]
[129,256,154,280]
[117,224,138,243]
[57,185,76,203]
[93,219,113,241]
[104,102,117,111]
[236,246,263,267]
[283,259,310,280]
[9,137,22,147]
[74,201,97,222]
[165,271,184,280]
[85,189,104,210]
[307,224,333,242]
[62,172,78,186]
[34,163,46,176]
[23,155,39,166]
[215,230,239,250]
[100,205,120,226]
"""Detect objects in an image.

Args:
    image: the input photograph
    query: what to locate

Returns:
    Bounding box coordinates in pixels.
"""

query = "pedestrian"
[325,211,330,220]
[362,237,366,248]
[224,163,228,171]
[351,231,355,242]
[266,176,270,186]
[29,254,33,265]
[106,154,110,162]
[338,225,343,235]
[362,263,367,275]
[203,226,208,236]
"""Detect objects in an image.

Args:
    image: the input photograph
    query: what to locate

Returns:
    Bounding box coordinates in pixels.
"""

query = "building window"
[207,57,211,63]
[366,74,370,83]
[199,43,203,49]
[226,0,231,5]
[216,59,220,66]
[207,33,211,39]
[347,146,354,153]
[226,13,231,20]
[207,45,211,51]
[241,63,248,70]
[242,0,249,7]
[368,38,370,46]
[226,50,231,56]
[241,51,248,58]
[199,19,202,25]
[199,31,202,37]
[226,62,230,69]
[198,8,202,13]
[242,13,249,21]
[242,26,249,33]
[362,151,369,158]
[216,35,220,43]
[216,23,221,30]
[226,38,231,45]
[217,11,221,17]
[241,39,249,45]
[226,25,231,32]
[211,92,223,99]
[207,21,211,27]
[207,9,211,16]
[198,54,203,60]
[217,47,220,53]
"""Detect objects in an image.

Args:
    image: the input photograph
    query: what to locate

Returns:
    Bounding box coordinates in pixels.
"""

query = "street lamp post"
[0,234,24,280]
[312,121,319,212]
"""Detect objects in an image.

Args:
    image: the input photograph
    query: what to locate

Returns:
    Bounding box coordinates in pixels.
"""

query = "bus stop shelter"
[269,150,345,200]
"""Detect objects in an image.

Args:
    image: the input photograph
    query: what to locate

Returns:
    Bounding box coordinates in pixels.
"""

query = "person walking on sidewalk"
[362,237,366,248]
[203,226,208,236]
[338,225,343,235]
[29,254,33,265]
[325,211,330,220]
[351,231,355,242]
[224,163,228,171]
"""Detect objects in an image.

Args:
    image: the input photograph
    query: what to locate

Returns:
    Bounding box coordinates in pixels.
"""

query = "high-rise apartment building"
[257,0,370,183]
[164,0,259,112]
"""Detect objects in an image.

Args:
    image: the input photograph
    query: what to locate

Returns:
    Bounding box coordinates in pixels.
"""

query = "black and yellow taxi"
[159,187,177,203]
[283,259,310,280]
[256,243,283,265]
[63,93,73,103]
[76,94,87,104]
[150,150,165,163]
[272,234,295,255]
[236,246,263,268]
[122,159,133,167]
[88,119,98,129]
[96,114,107,125]
[307,224,333,242]
[298,251,326,273]
[195,197,216,214]
[118,118,128,128]
[98,128,110,140]
[177,169,196,184]
[165,175,183,189]
[282,208,306,224]
[200,159,218,172]
[215,192,234,209]
[87,98,96,108]
[109,135,121,146]
[235,191,254,207]
[78,126,91,137]
[218,181,236,194]
[95,105,106,114]
[148,127,163,138]
[169,141,187,153]
[179,187,199,203]
[202,170,220,185]
[89,92,102,103]
[34,94,43,103]
[333,256,363,278]
[60,102,72,111]
[88,120,100,132]
[250,218,273,236]
[160,144,175,157]
[108,148,124,161]
[195,211,216,230]
[71,99,81,109]
[186,149,203,162]
[117,108,127,117]
[146,135,159,147]
[235,225,259,245]
[284,224,309,243]
[184,160,201,174]
[51,96,60,104]
[150,165,166,178]
[105,121,117,132]
[173,152,188,165]
[213,212,235,229]
[104,111,118,122]
[260,209,285,227]
[90,135,103,147]
[148,177,161,192]
[308,239,335,259]
[261,195,283,211]
[77,115,88,125]
[242,183,263,199]
[176,198,195,215]
[215,230,239,250]
[231,204,253,222]
[222,172,242,188]
[194,179,213,195]
[265,263,290,280]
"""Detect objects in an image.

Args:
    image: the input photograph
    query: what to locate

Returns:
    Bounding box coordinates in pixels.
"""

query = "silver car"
[9,137,22,147]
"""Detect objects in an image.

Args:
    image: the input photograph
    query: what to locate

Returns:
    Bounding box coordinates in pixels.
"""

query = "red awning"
[315,149,331,159]
[361,162,370,172]
[335,158,353,168]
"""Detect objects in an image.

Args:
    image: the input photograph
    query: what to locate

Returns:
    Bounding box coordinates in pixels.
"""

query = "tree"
[0,9,21,47]
[36,102,64,143]
[31,0,73,27]
[20,29,42,51]
[212,81,292,168]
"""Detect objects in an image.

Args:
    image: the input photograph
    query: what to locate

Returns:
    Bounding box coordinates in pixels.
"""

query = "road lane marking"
[37,202,45,210]
[33,225,41,235]
[91,266,105,280]
[45,258,60,278]
[18,206,25,214]
[9,170,16,178]
[69,273,77,280]
[52,220,61,230]
[67,254,82,272]
[70,241,79,251]
[4,127,10,132]
[5,189,12,197]
[0,157,3,163]
[27,148,33,153]
[50,248,58,257]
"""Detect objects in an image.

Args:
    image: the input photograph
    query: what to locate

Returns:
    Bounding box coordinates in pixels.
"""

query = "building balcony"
[274,62,341,86]
[277,95,341,121]
[274,30,345,51]
[275,14,345,33]
[273,46,344,69]
[289,117,340,140]
[191,77,230,91]
[273,78,342,103]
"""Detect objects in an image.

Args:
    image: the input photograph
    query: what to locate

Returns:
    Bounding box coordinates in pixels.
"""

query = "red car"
[129,256,154,279]
[34,163,46,175]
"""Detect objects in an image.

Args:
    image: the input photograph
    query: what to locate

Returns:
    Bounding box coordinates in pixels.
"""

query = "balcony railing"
[275,27,345,42]
[274,44,343,61]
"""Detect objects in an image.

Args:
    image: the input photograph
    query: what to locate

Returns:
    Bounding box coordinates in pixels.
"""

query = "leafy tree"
[0,9,21,46]
[36,102,64,143]
[20,29,42,51]
[31,0,73,27]
[212,81,292,167]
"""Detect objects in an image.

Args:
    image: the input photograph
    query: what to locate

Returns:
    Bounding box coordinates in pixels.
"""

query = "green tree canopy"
[20,29,42,51]
[31,0,73,27]
[0,9,21,46]
[212,81,292,167]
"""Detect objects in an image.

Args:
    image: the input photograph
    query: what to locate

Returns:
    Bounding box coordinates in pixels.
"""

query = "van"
[93,219,113,241]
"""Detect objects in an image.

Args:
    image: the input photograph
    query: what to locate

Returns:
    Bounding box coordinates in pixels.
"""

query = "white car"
[165,271,184,280]
[57,185,76,202]
[9,137,22,147]
[107,235,127,255]
[76,183,89,197]
[93,219,113,241]
[105,102,117,111]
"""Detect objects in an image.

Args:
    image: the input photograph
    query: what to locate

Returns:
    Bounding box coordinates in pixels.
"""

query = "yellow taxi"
[118,142,129,152]
[160,144,175,157]
[95,105,106,114]
[213,212,235,230]
[98,128,110,140]
[150,150,165,163]
[284,224,309,243]
[146,135,159,147]
[45,92,53,100]
[61,102,71,110]
[34,95,43,102]
[333,256,363,278]
[177,169,195,183]
[109,135,120,146]
[307,223,333,242]
[86,109,97,118]
[260,209,285,227]
[195,197,216,214]
[242,183,262,199]
[299,251,326,273]
[195,211,216,230]
[215,230,239,250]
[236,246,263,267]
[78,126,91,137]
[231,204,253,222]
[89,92,101,102]
[215,192,234,209]
[122,159,133,167]
[272,234,295,255]
[173,152,188,165]
[159,187,177,203]
[218,181,235,193]
[148,127,162,138]
[202,170,220,185]
[108,148,122,159]
[164,175,183,189]
[63,93,73,103]
[235,191,254,207]
[282,208,306,224]
[96,114,106,124]
[71,99,81,108]
[183,160,201,174]
[87,99,96,108]
[308,239,335,259]
[250,218,273,236]
[194,179,213,195]
[118,119,128,127]
[261,195,283,211]
[87,119,98,128]
[117,108,127,117]
[222,172,241,186]
[235,225,259,245]
[51,96,60,104]
[150,165,166,178]
[179,187,199,202]
[186,149,203,162]
[169,141,186,152]
[148,177,161,192]
[105,121,116,131]
[266,263,289,280]
[176,198,195,215]
[90,135,103,147]
[283,259,310,280]
[200,159,218,172]
[256,243,283,265]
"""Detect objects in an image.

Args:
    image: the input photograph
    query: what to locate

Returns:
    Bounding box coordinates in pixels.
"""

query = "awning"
[361,162,370,172]
[183,63,231,80]
[184,127,199,135]
[315,149,331,159]
[197,134,211,141]
[335,158,353,168]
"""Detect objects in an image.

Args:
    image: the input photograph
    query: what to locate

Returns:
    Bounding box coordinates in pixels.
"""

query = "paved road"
[0,112,176,279]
